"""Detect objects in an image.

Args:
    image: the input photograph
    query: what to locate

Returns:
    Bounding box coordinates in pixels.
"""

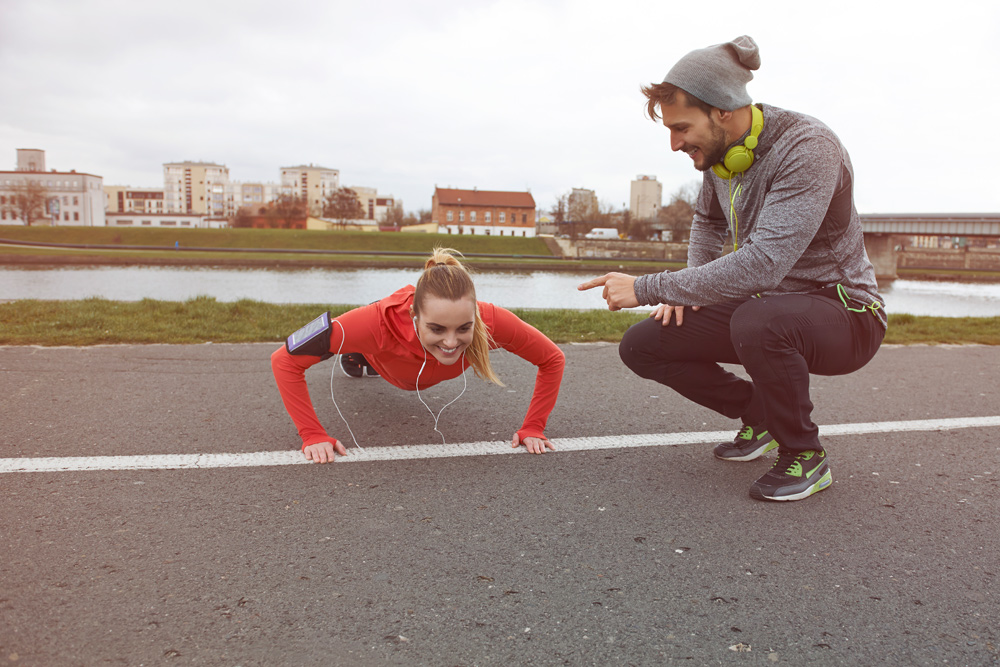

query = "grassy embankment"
[2,297,997,347]
[0,226,681,272]
[1,227,997,346]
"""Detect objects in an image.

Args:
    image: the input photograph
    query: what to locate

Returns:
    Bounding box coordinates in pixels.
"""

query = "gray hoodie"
[633,104,886,328]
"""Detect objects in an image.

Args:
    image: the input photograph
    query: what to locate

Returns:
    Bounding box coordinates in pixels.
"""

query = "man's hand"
[649,303,701,326]
[303,440,347,463]
[512,432,555,454]
[577,273,639,311]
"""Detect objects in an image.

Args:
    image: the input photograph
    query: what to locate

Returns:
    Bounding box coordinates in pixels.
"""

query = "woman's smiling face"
[411,295,476,365]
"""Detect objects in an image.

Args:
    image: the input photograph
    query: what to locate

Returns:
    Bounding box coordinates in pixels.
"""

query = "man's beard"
[695,120,730,172]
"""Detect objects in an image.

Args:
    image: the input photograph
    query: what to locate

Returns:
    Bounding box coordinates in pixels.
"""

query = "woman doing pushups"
[271,248,565,462]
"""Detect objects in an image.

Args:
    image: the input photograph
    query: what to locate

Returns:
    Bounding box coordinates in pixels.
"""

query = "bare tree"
[1,180,50,225]
[323,188,364,228]
[549,194,567,225]
[266,195,308,229]
[382,202,405,227]
[657,181,699,242]
[567,191,598,224]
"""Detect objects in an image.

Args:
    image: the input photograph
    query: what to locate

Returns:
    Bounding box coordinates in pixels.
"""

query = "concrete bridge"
[547,213,1000,281]
[862,213,1000,279]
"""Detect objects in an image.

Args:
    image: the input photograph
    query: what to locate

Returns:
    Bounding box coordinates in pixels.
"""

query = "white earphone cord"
[329,318,469,450]
[329,319,363,451]
[415,345,467,445]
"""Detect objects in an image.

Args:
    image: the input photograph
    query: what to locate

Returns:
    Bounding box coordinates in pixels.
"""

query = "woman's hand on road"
[303,440,347,463]
[512,432,555,454]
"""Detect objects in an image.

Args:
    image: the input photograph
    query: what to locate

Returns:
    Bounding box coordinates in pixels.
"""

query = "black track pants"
[619,293,885,452]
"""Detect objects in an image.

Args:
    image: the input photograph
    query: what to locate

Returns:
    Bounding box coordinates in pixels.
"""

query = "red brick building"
[432,187,536,237]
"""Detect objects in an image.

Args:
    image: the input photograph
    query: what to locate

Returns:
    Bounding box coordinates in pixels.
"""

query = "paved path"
[2,342,998,666]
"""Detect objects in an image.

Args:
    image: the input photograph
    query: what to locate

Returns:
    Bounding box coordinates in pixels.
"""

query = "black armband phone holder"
[286,311,334,358]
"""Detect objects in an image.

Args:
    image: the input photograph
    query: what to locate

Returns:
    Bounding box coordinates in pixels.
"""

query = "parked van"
[584,227,619,240]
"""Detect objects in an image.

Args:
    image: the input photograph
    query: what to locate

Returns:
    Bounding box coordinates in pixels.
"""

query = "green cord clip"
[837,284,881,318]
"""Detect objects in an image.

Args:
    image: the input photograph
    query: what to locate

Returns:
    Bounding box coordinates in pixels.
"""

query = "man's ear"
[714,107,733,123]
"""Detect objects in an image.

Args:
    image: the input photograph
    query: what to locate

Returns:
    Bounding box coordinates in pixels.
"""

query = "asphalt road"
[2,341,998,666]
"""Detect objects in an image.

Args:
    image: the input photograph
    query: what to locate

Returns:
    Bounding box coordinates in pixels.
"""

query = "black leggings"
[619,292,885,453]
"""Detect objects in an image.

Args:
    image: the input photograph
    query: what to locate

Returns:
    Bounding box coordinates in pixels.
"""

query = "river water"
[2,266,999,317]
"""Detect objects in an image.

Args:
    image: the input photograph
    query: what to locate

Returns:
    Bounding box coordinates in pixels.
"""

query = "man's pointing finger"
[577,274,610,291]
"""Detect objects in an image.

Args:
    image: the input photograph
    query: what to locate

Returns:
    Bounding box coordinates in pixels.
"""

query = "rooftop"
[435,188,535,208]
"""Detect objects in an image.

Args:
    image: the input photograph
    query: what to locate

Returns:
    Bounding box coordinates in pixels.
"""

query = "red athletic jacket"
[271,285,565,449]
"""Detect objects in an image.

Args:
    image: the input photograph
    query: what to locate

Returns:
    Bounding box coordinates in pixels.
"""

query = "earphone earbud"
[713,104,764,180]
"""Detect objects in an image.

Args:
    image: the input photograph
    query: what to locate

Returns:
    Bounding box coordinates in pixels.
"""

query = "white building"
[227,181,282,216]
[105,212,226,228]
[280,164,340,217]
[0,149,105,226]
[163,161,230,217]
[630,175,662,221]
[351,186,398,223]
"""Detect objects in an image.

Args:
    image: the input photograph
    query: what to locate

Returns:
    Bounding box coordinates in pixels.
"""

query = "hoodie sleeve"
[633,135,843,307]
[484,305,565,441]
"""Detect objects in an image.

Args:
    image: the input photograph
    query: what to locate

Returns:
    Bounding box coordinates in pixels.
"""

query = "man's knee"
[729,297,789,349]
[619,319,656,377]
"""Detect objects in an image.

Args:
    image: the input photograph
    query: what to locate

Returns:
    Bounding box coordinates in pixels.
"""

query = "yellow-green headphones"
[712,104,764,180]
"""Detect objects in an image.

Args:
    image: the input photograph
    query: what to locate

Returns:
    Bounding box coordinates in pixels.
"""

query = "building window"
[522,214,527,223]
[470,211,477,222]
[459,211,464,222]
[499,212,506,223]
[73,212,79,221]
[485,212,492,223]
[64,213,69,221]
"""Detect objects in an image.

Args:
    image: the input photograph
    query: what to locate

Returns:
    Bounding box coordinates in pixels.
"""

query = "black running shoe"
[714,423,778,461]
[340,353,379,378]
[749,449,832,501]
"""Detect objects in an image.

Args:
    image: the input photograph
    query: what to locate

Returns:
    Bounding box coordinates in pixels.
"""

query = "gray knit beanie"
[663,35,760,110]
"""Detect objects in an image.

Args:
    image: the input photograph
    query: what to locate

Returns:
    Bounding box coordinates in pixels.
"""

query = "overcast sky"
[1,0,997,216]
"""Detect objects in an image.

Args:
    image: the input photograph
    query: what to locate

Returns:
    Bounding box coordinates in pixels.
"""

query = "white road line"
[3,416,998,474]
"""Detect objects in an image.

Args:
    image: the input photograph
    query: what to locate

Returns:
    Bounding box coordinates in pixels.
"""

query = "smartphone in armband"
[286,311,334,357]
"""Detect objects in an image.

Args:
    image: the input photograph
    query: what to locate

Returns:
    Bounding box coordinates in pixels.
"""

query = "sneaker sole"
[750,469,833,502]
[715,439,778,462]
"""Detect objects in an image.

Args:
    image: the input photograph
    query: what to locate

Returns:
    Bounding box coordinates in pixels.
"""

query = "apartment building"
[568,187,599,222]
[163,161,230,216]
[228,181,282,216]
[433,187,536,237]
[0,149,105,226]
[630,175,662,221]
[351,186,397,223]
[280,164,340,217]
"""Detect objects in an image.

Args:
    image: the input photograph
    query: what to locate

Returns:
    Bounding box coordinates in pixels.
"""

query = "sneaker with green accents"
[749,449,832,501]
[714,423,778,461]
